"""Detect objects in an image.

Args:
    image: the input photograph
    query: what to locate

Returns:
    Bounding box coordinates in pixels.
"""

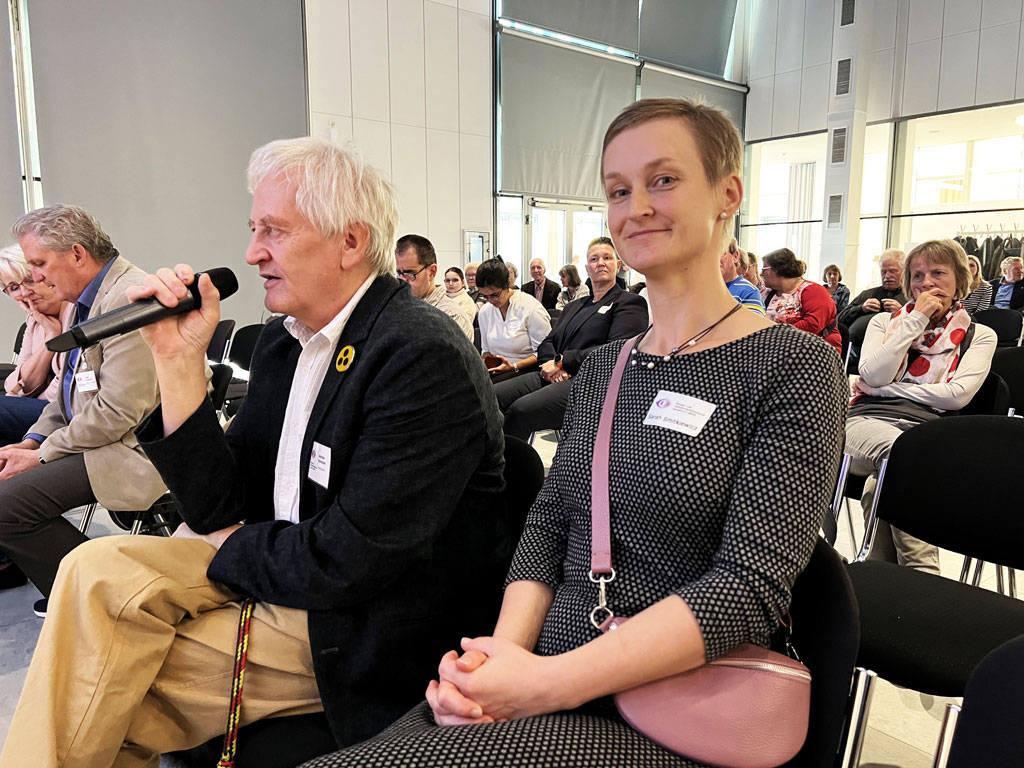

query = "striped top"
[726,275,766,315]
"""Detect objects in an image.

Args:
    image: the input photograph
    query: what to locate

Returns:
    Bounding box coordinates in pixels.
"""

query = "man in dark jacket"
[837,249,907,328]
[522,258,560,309]
[988,256,1024,311]
[496,238,648,439]
[0,138,509,766]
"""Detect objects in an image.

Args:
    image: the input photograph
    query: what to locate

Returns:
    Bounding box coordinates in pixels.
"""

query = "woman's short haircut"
[823,263,843,282]
[505,261,518,288]
[588,236,616,254]
[602,98,743,184]
[966,254,984,292]
[763,248,806,279]
[445,266,465,282]
[904,239,972,302]
[247,137,398,277]
[12,205,119,264]
[475,258,510,292]
[0,244,30,289]
[558,263,582,288]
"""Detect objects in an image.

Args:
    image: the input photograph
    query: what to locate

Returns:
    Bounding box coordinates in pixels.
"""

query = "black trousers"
[0,453,94,596]
[494,373,572,440]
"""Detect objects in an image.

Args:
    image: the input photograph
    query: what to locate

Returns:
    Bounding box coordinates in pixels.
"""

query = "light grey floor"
[0,438,1014,766]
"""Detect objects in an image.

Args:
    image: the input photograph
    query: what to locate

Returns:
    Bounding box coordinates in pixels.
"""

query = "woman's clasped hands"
[426,637,565,726]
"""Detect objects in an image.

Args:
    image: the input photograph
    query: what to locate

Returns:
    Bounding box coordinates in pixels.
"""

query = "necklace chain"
[630,303,743,370]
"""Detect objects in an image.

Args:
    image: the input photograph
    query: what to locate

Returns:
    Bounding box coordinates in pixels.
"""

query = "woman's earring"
[720,211,729,219]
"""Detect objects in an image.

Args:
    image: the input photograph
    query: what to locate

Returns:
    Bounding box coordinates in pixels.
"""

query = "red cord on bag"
[217,597,257,768]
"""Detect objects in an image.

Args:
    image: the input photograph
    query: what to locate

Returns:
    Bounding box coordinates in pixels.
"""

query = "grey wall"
[25,0,308,328]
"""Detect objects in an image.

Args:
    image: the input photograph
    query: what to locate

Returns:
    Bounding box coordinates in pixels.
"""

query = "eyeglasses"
[477,289,505,301]
[3,277,35,295]
[760,266,774,273]
[396,265,429,280]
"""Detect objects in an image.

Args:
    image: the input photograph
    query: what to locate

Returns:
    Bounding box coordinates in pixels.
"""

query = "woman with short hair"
[554,264,589,310]
[762,248,842,353]
[845,239,995,573]
[475,258,550,383]
[823,263,850,313]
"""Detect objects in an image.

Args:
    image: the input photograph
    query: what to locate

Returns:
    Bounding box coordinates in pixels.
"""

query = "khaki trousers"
[0,535,323,768]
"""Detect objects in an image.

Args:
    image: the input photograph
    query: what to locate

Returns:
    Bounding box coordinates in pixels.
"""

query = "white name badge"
[598,304,613,314]
[308,441,331,488]
[75,370,98,392]
[643,390,716,437]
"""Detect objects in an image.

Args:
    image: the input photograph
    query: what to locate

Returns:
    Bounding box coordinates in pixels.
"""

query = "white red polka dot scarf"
[884,301,972,385]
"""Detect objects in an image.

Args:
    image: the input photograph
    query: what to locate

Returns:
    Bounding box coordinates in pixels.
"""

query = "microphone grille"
[203,267,239,300]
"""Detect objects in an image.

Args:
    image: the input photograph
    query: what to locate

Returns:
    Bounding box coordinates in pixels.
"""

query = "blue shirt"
[995,280,1015,309]
[726,276,767,316]
[26,259,116,443]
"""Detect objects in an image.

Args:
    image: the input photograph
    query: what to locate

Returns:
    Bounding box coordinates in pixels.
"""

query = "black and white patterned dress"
[303,325,848,768]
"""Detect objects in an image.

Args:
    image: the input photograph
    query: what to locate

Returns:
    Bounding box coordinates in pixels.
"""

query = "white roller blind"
[1,6,23,230]
[639,0,739,77]
[25,0,307,326]
[500,34,636,200]
[639,68,744,132]
[501,0,639,52]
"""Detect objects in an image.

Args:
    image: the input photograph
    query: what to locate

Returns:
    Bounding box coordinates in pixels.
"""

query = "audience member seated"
[443,266,479,318]
[720,237,765,315]
[988,255,1024,311]
[762,248,841,353]
[0,244,75,444]
[465,261,481,304]
[837,249,907,328]
[506,261,519,290]
[961,255,994,316]
[554,263,589,310]
[395,234,474,340]
[823,263,850,313]
[476,258,551,384]
[494,237,647,440]
[0,206,164,618]
[522,258,560,310]
[740,248,764,293]
[845,239,995,574]
[0,138,510,766]
[299,97,847,768]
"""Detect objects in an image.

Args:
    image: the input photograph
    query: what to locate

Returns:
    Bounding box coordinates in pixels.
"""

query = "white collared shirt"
[273,274,375,523]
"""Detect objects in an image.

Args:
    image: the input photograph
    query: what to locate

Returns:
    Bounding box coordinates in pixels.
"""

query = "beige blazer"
[29,256,166,510]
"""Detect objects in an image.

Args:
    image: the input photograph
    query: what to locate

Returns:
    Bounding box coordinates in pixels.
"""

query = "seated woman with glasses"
[762,248,842,354]
[845,239,996,574]
[0,244,74,445]
[443,267,479,318]
[301,98,846,768]
[555,264,589,310]
[476,258,551,384]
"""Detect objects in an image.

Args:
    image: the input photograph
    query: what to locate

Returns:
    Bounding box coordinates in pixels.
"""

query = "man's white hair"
[247,138,399,277]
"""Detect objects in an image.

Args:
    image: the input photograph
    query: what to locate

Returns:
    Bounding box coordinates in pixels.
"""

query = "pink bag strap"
[590,335,641,575]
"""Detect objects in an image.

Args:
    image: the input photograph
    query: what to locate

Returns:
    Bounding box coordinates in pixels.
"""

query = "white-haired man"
[1,139,508,766]
[988,255,1024,310]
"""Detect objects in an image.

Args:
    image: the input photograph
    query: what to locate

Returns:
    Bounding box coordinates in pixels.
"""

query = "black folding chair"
[989,346,1024,416]
[973,307,1024,347]
[842,416,1024,766]
[206,319,236,364]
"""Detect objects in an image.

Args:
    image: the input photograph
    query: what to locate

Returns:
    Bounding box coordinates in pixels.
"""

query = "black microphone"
[46,267,239,352]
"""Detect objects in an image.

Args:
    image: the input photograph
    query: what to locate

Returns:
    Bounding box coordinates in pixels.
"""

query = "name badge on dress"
[643,390,716,437]
[75,371,98,392]
[598,304,613,314]
[308,441,331,488]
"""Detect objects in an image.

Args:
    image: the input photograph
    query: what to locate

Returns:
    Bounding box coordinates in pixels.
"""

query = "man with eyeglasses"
[395,234,474,339]
[0,205,163,616]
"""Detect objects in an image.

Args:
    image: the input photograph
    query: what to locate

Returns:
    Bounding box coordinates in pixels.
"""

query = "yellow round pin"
[336,345,355,372]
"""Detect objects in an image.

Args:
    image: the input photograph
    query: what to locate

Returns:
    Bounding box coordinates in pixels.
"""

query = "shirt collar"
[284,273,376,349]
[77,258,117,313]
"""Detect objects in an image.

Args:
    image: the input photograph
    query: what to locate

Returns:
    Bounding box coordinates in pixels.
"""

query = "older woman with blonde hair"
[961,254,993,315]
[845,239,996,573]
[303,97,847,768]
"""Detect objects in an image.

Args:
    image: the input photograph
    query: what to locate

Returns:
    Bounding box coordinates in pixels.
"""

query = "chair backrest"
[13,321,26,357]
[973,308,1023,346]
[956,371,1011,416]
[502,434,544,547]
[227,323,265,371]
[946,633,1024,767]
[874,416,1024,568]
[837,322,850,361]
[781,538,860,768]
[206,319,236,363]
[989,347,1024,414]
[209,363,234,412]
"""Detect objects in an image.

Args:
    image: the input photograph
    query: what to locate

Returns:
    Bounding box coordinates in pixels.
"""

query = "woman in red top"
[762,248,841,353]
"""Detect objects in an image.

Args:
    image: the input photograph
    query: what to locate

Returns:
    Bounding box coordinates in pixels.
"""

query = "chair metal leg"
[932,703,961,768]
[959,557,972,583]
[1010,568,1017,599]
[129,516,145,535]
[839,667,878,768]
[527,432,535,446]
[77,503,97,534]
[844,498,857,550]
[150,511,174,537]
[971,559,985,587]
[832,454,852,524]
[855,458,888,562]
[997,565,1005,595]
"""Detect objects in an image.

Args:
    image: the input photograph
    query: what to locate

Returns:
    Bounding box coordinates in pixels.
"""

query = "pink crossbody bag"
[589,336,811,768]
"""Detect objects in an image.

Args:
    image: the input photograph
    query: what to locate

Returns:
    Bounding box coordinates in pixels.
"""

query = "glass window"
[496,196,524,272]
